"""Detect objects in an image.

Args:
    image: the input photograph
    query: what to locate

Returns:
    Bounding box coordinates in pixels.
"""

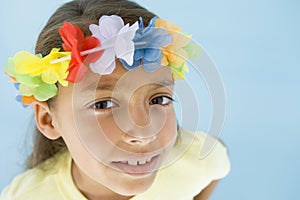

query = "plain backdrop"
[0,0,299,199]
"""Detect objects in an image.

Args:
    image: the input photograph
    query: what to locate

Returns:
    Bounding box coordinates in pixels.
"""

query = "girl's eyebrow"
[83,79,174,92]
[150,80,174,90]
[82,77,119,92]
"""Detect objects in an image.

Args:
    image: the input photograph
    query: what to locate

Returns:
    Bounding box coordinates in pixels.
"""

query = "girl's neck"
[71,160,133,200]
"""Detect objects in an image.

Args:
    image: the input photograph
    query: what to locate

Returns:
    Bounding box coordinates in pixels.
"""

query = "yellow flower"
[155,18,191,78]
[170,63,189,80]
[13,48,71,86]
[155,18,182,34]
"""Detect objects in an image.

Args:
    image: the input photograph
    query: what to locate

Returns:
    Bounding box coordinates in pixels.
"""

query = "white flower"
[89,15,139,74]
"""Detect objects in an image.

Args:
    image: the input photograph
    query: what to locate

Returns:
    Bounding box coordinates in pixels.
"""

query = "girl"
[1,0,230,199]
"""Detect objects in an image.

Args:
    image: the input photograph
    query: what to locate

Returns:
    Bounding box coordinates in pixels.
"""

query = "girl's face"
[51,61,177,196]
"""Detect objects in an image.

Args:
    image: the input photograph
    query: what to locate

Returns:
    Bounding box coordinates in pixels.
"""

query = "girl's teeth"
[119,155,156,166]
[126,157,153,166]
[128,160,138,166]
[138,160,147,165]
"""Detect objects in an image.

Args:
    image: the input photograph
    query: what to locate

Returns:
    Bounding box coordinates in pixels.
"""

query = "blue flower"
[120,16,172,72]
[13,83,20,90]
[15,95,27,108]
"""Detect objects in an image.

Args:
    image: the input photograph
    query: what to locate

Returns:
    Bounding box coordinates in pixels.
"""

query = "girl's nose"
[112,104,163,144]
[128,104,150,127]
[122,133,157,145]
[112,96,167,144]
[124,104,157,141]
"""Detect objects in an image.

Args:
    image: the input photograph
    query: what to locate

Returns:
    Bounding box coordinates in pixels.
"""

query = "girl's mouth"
[111,154,160,176]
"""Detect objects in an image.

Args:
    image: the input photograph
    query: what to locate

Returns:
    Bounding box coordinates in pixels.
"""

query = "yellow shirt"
[0,130,230,200]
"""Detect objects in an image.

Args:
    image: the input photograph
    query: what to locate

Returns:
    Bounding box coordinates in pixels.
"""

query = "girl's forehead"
[79,62,174,92]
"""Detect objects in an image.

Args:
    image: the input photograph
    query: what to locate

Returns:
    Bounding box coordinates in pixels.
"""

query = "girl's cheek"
[157,110,177,144]
[95,114,123,142]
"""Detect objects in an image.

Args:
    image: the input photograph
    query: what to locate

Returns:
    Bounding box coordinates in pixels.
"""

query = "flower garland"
[4,15,199,107]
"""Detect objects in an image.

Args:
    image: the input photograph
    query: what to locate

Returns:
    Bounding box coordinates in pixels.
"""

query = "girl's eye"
[92,100,116,110]
[150,96,174,106]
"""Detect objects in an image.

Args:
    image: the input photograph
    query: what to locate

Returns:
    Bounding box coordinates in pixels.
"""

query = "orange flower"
[155,18,191,78]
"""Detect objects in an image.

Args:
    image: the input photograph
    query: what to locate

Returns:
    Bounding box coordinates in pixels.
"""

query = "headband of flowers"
[4,15,199,107]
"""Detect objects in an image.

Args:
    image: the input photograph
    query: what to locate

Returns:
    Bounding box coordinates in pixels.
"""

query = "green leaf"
[182,42,202,60]
[19,84,34,96]
[15,74,41,87]
[33,82,58,101]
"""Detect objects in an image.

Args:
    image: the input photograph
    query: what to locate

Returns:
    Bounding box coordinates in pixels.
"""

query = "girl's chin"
[111,175,157,197]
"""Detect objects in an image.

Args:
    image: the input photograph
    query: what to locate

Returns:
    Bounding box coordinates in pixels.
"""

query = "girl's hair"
[26,0,156,169]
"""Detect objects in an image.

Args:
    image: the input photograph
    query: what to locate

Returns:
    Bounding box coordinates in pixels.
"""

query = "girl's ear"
[32,101,60,140]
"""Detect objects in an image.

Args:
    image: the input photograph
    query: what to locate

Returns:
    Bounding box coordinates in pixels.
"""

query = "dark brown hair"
[26,0,156,169]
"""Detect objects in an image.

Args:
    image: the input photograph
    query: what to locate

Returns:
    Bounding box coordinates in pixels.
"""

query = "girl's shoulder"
[0,150,72,200]
[175,128,231,179]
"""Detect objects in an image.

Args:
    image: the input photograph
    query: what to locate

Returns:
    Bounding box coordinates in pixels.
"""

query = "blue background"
[0,0,299,199]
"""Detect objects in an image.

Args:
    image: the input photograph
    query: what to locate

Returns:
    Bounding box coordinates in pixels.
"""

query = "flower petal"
[142,58,161,72]
[89,24,104,41]
[82,36,102,63]
[59,22,85,51]
[21,96,36,105]
[33,82,58,101]
[42,68,58,85]
[102,62,117,75]
[182,42,202,60]
[120,59,140,70]
[115,21,139,65]
[19,84,34,96]
[13,51,44,76]
[4,58,16,77]
[89,48,116,74]
[66,63,87,82]
[98,15,124,39]
[144,48,161,61]
[16,75,40,87]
